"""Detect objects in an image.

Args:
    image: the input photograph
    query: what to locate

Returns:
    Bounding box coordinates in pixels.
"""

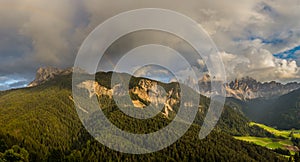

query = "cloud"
[131,65,175,83]
[0,0,88,74]
[81,0,300,83]
[1,0,300,89]
[220,48,300,83]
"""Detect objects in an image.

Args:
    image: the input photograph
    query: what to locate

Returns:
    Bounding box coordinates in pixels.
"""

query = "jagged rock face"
[77,80,113,98]
[198,75,300,100]
[131,79,167,107]
[28,67,72,87]
[77,79,180,118]
[226,77,300,100]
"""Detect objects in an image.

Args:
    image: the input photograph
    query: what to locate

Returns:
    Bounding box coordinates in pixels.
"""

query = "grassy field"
[249,122,300,138]
[235,122,300,154]
[234,136,293,149]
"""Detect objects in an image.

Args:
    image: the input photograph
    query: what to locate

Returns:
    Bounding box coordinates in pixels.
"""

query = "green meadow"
[234,136,292,149]
[249,122,300,139]
[235,122,300,155]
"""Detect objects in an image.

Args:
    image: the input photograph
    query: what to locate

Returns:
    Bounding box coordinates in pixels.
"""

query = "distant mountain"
[199,75,300,100]
[27,67,73,87]
[226,77,300,100]
[0,68,284,161]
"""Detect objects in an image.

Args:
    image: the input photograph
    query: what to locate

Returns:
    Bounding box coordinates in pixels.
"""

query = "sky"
[1,0,300,90]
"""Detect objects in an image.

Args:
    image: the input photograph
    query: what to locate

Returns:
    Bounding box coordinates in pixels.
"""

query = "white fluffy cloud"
[220,48,300,82]
[197,0,300,82]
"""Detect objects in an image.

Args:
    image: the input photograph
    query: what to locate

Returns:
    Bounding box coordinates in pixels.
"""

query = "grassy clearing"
[235,122,300,156]
[249,122,300,139]
[234,136,293,149]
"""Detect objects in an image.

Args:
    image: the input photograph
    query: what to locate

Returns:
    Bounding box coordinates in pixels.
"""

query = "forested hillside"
[0,72,287,161]
[226,88,300,130]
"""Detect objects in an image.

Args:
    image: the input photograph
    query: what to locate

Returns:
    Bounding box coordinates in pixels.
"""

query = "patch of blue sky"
[0,77,29,91]
[248,36,286,45]
[273,45,300,60]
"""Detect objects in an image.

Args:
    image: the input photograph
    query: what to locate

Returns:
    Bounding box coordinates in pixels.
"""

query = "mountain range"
[29,67,300,101]
[26,67,300,130]
[0,66,291,161]
[27,67,300,129]
[199,74,300,101]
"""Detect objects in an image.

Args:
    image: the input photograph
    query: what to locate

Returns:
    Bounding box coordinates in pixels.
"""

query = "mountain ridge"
[225,76,300,100]
[28,66,73,87]
[28,66,300,101]
[0,66,289,161]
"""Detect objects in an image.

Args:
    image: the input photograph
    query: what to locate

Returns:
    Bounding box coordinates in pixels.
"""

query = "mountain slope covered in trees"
[226,88,300,130]
[0,72,287,161]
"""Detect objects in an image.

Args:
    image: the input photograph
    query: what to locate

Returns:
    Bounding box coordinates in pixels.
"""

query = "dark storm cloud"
[98,30,203,72]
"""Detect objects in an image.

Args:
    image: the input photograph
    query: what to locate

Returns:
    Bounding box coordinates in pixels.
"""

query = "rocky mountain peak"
[198,74,300,100]
[225,77,300,100]
[199,73,211,83]
[28,66,73,87]
[229,77,258,90]
[76,77,180,118]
